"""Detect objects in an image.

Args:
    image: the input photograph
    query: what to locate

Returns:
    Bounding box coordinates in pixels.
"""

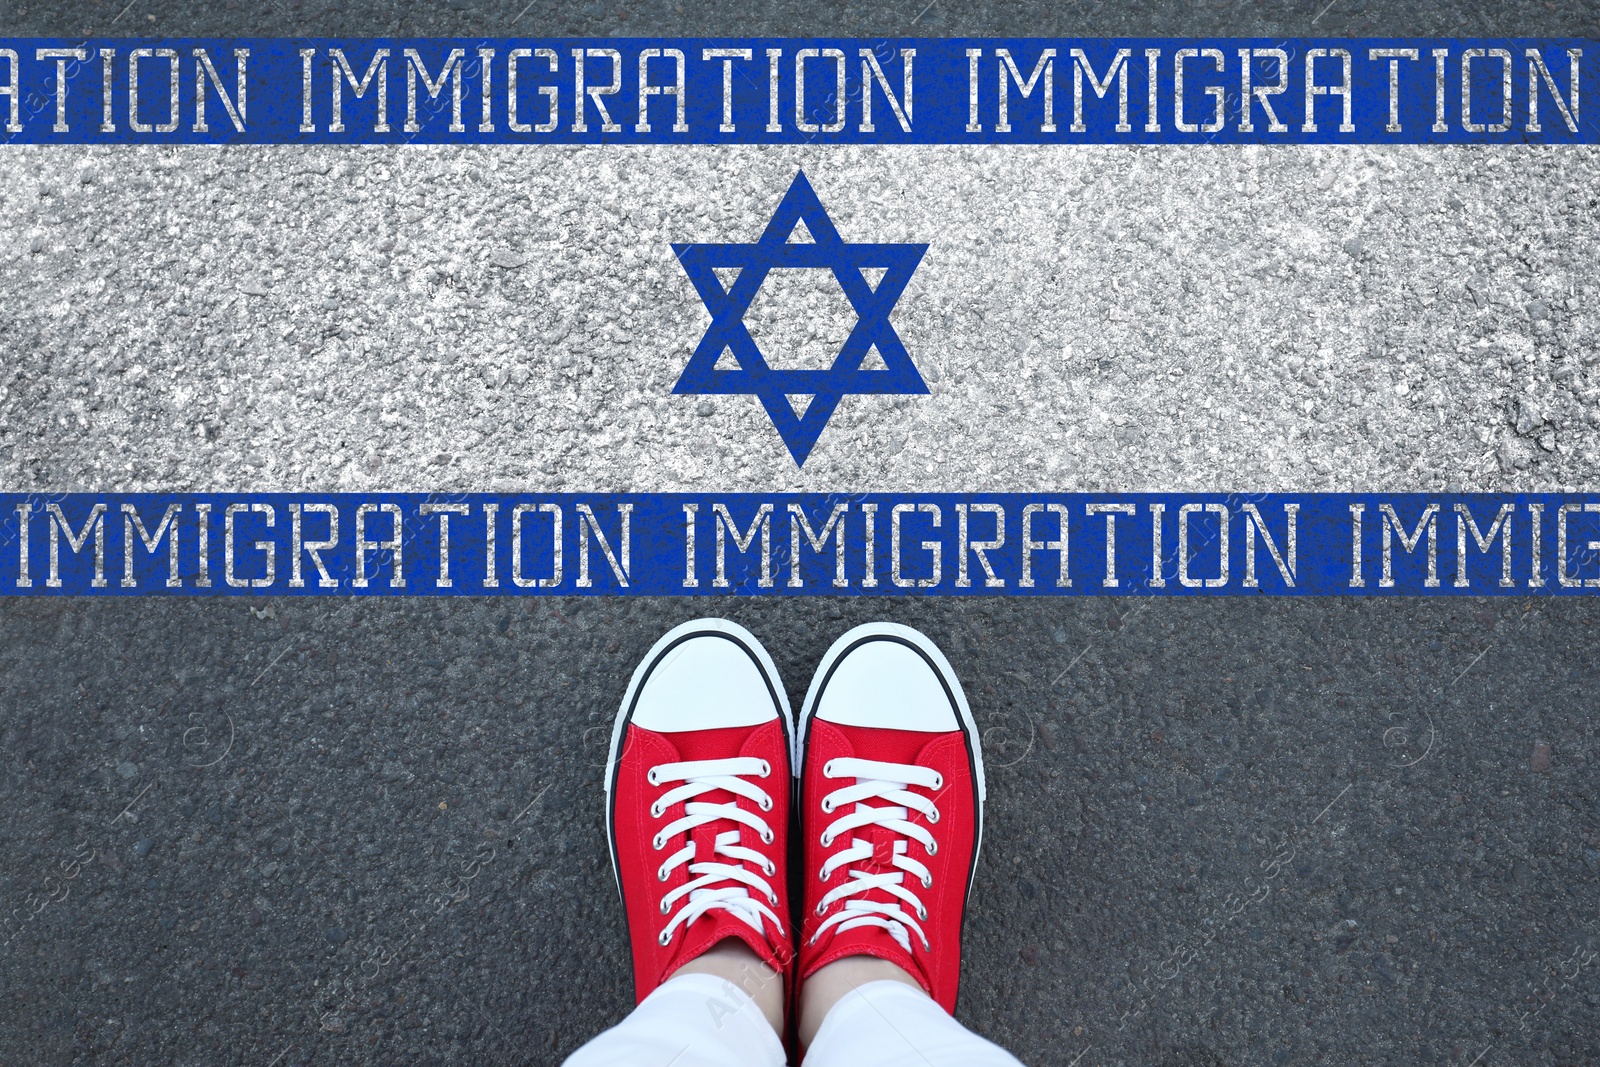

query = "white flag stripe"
[1,144,1594,492]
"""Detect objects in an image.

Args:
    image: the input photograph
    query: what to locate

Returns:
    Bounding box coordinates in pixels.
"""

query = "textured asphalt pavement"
[10,0,1600,40]
[4,0,1600,1065]
[1,597,1597,1066]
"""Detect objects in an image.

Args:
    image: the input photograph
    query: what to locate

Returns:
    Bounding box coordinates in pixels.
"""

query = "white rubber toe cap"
[813,634,959,733]
[631,629,780,733]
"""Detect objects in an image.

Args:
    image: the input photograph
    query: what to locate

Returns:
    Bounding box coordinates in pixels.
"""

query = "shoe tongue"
[656,724,768,864]
[870,836,899,865]
[689,823,724,866]
[855,822,901,871]
[827,724,941,871]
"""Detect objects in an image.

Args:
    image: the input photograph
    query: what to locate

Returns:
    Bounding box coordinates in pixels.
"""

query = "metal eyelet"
[927,808,940,824]
[918,907,928,921]
[647,768,662,786]
[652,835,666,850]
[926,841,937,856]
[819,832,832,848]
[761,828,774,844]
[758,760,771,778]
[819,868,829,882]
[768,891,778,905]
[658,930,671,947]
[658,866,669,882]
[820,798,834,813]
[815,902,826,916]
[660,900,670,915]
[922,875,933,889]
[930,773,943,790]
[650,801,665,818]
[823,760,837,778]
[758,795,772,812]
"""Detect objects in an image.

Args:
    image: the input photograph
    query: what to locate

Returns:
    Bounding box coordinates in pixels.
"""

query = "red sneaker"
[796,623,986,1014]
[605,618,795,1003]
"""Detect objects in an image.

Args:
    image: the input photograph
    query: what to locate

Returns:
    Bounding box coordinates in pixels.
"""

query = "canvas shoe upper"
[796,623,986,1015]
[605,618,795,1003]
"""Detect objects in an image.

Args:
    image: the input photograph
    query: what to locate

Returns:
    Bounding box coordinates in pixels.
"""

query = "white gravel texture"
[1,143,1596,493]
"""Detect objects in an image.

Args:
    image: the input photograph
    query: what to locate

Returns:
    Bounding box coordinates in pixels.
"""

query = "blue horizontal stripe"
[0,38,1593,144]
[2,493,1597,596]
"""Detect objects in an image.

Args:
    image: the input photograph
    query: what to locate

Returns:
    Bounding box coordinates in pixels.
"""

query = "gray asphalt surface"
[4,1,1600,1066]
[1,597,1596,1066]
[9,0,1600,40]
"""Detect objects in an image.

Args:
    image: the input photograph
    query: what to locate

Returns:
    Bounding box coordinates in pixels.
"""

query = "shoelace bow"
[812,756,944,956]
[649,756,783,947]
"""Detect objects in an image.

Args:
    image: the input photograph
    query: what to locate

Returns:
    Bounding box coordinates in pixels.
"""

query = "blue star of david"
[672,170,929,466]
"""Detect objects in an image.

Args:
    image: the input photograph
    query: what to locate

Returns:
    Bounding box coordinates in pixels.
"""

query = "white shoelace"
[811,756,944,956]
[649,756,783,947]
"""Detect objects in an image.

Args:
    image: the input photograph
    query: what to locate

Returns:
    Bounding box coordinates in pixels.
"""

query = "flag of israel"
[1,38,1597,595]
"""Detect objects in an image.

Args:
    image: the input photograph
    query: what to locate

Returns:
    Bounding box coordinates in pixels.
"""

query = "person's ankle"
[670,938,786,1035]
[797,954,926,1049]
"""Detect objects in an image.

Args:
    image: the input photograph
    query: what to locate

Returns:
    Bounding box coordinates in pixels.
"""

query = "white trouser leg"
[805,980,1028,1067]
[563,973,787,1067]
